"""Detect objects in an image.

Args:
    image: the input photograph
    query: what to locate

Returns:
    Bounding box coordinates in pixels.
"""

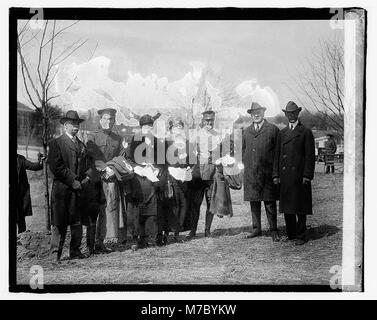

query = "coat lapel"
[254,121,268,138]
[60,133,78,152]
[282,123,304,144]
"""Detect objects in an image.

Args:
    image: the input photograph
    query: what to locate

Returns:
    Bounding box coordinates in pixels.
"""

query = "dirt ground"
[16,164,343,285]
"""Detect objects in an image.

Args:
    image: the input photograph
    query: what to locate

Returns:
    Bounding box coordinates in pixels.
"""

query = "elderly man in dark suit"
[48,110,91,260]
[273,101,315,245]
[242,102,280,242]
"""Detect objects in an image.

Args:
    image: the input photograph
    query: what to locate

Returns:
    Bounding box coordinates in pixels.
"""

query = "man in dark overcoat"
[273,101,315,245]
[48,110,91,260]
[242,102,280,241]
[86,108,125,253]
[16,153,43,233]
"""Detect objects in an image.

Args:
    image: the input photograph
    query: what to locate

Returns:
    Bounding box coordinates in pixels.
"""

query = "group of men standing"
[243,101,315,246]
[46,98,315,261]
[47,107,227,261]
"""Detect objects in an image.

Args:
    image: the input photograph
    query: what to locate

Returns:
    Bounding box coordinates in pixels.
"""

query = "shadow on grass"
[305,224,341,240]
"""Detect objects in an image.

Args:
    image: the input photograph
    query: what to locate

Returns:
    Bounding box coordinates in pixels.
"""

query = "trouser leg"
[331,165,335,173]
[284,214,297,240]
[264,201,278,231]
[190,182,205,235]
[69,223,83,256]
[250,201,262,232]
[95,204,107,244]
[105,182,120,240]
[17,216,26,234]
[326,165,330,174]
[204,181,214,233]
[50,225,67,259]
[86,216,97,253]
[296,215,307,239]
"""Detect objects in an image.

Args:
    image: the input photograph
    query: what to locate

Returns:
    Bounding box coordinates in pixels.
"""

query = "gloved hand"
[105,167,115,177]
[273,177,280,185]
[303,177,311,184]
[71,180,82,190]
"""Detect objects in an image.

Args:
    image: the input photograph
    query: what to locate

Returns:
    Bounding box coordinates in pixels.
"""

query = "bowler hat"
[139,114,154,127]
[247,102,266,114]
[97,108,117,117]
[60,110,85,124]
[282,101,302,113]
[201,110,216,120]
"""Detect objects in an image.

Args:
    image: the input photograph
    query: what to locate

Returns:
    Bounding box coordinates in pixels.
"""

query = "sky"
[17,19,344,122]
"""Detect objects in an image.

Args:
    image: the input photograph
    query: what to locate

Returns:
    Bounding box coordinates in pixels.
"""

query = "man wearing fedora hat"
[242,102,280,241]
[273,101,315,245]
[86,108,125,253]
[48,110,91,260]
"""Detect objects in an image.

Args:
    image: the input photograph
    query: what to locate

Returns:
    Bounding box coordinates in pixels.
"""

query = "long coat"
[242,121,279,201]
[16,154,43,221]
[273,122,315,215]
[48,133,90,226]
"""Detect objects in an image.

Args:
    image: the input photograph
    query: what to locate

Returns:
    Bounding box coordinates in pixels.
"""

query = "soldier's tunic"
[86,128,126,242]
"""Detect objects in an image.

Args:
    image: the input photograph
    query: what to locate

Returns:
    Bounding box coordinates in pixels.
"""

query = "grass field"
[16,164,343,286]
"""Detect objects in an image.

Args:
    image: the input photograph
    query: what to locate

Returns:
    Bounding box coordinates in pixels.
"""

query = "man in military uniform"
[87,108,125,253]
[186,110,224,240]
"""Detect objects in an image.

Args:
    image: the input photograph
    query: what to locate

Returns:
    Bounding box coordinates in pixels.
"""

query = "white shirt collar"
[254,120,264,130]
[65,131,76,141]
[289,120,298,130]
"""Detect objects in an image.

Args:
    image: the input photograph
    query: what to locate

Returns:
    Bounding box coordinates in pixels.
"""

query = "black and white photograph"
[6,3,369,295]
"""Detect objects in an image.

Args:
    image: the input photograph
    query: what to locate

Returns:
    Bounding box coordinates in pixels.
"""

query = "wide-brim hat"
[282,101,302,113]
[97,108,117,117]
[139,114,154,127]
[247,102,266,114]
[60,110,85,124]
[201,110,216,120]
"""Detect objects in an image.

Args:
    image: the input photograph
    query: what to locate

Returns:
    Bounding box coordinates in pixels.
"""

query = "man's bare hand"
[273,177,280,185]
[71,180,82,190]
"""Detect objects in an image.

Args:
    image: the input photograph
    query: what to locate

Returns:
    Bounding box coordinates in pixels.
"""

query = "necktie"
[256,124,259,132]
[290,124,294,131]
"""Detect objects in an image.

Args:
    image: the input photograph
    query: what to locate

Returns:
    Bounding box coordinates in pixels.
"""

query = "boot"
[204,212,214,237]
[86,224,96,255]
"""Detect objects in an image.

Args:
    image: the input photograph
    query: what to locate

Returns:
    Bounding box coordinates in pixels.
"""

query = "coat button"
[282,167,286,170]
[283,155,287,158]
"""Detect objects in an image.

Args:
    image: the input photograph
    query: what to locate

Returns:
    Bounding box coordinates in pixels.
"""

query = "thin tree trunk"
[42,107,51,231]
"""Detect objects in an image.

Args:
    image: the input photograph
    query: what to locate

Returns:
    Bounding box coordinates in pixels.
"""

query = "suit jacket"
[273,122,315,215]
[242,121,279,201]
[48,133,90,226]
[16,154,43,221]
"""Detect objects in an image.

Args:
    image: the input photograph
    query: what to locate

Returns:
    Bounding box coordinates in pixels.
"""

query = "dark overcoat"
[273,123,315,215]
[16,154,43,221]
[242,121,279,201]
[48,133,90,226]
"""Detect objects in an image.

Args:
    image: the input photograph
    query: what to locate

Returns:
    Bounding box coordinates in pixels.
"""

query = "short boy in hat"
[272,101,315,245]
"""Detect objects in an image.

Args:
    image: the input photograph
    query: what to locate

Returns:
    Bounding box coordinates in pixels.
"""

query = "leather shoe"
[271,231,280,242]
[94,243,113,254]
[184,232,196,241]
[246,230,262,239]
[69,251,87,259]
[294,238,307,246]
[204,230,211,237]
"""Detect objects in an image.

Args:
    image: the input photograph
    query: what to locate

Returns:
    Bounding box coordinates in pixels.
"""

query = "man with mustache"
[48,110,90,261]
